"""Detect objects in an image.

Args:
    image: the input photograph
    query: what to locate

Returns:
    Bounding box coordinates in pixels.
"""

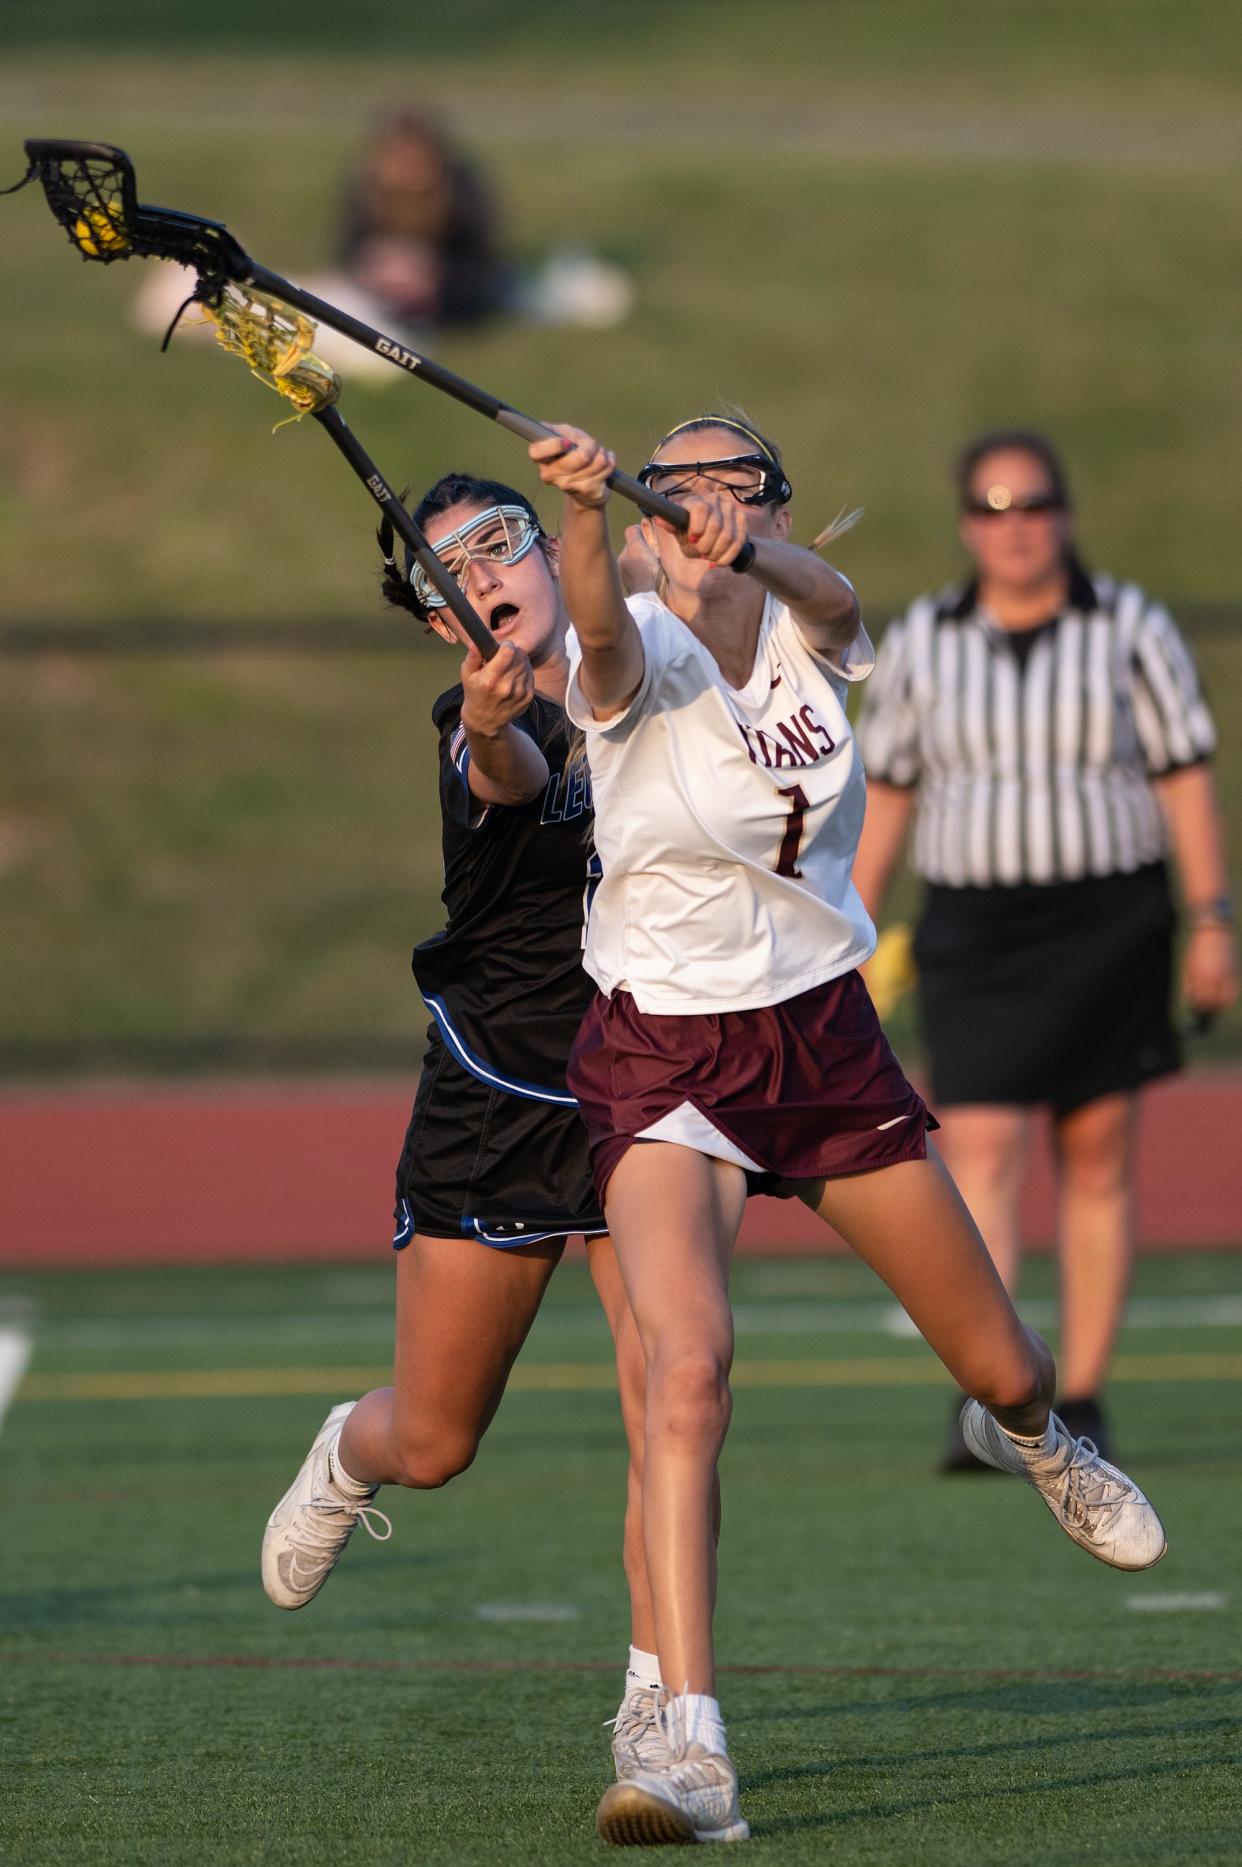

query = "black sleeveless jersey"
[410,684,598,1100]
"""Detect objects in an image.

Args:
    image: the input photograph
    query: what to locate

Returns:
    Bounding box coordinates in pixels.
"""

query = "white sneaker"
[959,1401,1167,1571]
[607,1683,669,1781]
[261,1401,392,1609]
[596,1696,749,1845]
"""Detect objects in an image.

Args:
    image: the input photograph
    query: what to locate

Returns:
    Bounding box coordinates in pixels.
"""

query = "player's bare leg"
[801,1144,1165,1569]
[587,1237,681,1782]
[262,1235,562,1608]
[594,1143,750,1845]
[931,1104,1031,1468]
[1052,1091,1138,1447]
[802,1148,1050,1424]
[339,1234,564,1488]
[602,1145,742,1695]
[936,1105,1030,1292]
[263,1233,653,1617]
[588,1236,657,1656]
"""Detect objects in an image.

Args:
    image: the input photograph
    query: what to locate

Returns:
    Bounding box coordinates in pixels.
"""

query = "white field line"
[475,1603,580,1624]
[37,1293,1242,1350]
[879,1295,1242,1340]
[0,1327,33,1438]
[1126,1593,1228,1612]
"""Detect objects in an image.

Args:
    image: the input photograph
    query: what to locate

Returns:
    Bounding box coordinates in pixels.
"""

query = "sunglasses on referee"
[962,485,1065,519]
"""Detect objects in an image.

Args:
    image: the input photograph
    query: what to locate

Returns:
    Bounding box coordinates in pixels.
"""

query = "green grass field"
[3,1249,1240,1863]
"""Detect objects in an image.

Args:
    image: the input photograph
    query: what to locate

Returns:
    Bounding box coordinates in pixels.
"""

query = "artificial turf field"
[2,1249,1239,1864]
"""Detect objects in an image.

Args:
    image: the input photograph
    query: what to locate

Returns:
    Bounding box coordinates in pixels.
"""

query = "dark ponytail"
[377,497,422,620]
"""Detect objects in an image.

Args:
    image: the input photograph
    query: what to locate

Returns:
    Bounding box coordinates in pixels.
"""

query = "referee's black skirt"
[913,862,1181,1114]
[392,1033,606,1249]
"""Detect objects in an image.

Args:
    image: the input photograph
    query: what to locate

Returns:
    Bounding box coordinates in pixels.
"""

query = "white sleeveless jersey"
[566,591,877,1014]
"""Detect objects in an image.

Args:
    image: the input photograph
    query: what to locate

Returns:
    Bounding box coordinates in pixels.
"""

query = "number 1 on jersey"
[775,783,809,878]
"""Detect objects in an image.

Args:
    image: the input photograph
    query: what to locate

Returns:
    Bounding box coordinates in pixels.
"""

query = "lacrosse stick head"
[19,139,251,291]
[198,284,340,424]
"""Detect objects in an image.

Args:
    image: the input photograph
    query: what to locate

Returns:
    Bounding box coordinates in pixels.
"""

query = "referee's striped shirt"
[855,567,1216,888]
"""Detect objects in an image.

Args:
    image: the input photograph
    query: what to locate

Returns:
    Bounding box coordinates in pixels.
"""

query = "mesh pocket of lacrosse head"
[199,286,340,425]
[41,152,133,261]
[25,141,245,286]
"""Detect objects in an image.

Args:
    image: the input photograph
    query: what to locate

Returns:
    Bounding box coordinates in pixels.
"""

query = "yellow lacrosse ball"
[72,203,130,257]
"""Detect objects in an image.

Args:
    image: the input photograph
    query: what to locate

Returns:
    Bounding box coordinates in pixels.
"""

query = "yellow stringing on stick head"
[71,200,131,257]
[198,286,340,426]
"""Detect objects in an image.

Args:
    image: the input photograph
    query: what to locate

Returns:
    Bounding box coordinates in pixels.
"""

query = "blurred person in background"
[854,429,1238,1470]
[131,111,507,355]
[337,109,509,331]
[134,110,631,360]
[335,110,632,337]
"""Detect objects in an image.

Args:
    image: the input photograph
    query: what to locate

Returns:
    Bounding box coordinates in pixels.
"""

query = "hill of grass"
[0,5,1239,1066]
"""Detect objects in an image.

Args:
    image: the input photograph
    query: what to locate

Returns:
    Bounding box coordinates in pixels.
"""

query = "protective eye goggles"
[635,453,792,508]
[409,503,542,609]
[962,487,1063,519]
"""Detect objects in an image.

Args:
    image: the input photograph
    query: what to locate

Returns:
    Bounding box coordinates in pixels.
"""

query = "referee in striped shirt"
[854,430,1237,1468]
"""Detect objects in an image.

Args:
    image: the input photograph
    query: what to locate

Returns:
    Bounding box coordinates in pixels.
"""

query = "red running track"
[1,1072,1239,1268]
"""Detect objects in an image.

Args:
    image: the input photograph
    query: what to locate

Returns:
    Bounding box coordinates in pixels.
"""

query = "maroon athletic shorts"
[567,968,937,1206]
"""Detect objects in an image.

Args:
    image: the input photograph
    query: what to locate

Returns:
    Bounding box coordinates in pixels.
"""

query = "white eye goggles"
[409,503,542,610]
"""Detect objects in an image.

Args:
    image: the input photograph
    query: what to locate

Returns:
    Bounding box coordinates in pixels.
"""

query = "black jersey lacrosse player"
[261,475,665,1781]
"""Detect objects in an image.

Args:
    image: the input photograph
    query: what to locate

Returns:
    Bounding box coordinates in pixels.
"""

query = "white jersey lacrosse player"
[532,412,1168,1851]
[570,586,876,1015]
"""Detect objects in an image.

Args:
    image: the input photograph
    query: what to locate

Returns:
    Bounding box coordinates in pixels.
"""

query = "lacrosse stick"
[194,282,499,659]
[8,138,756,571]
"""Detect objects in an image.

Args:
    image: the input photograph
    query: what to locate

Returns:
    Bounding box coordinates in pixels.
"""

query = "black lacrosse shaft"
[312,405,498,661]
[16,141,753,571]
[246,261,756,574]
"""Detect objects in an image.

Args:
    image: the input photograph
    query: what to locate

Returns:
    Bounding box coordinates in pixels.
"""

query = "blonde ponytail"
[807,506,864,553]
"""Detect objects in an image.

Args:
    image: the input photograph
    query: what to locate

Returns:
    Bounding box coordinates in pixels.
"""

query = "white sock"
[670,1690,727,1757]
[328,1435,377,1498]
[627,1645,663,1692]
[999,1418,1056,1457]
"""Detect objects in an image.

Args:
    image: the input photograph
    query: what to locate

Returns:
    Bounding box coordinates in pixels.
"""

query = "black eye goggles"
[635,452,792,508]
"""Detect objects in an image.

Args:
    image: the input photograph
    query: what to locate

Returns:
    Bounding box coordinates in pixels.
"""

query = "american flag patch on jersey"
[449,723,470,781]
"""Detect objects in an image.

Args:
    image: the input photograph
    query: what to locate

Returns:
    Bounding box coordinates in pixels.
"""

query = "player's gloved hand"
[530,424,615,509]
[460,639,535,738]
[657,490,748,567]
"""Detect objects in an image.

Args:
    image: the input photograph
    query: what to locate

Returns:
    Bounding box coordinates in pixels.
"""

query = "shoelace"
[299,1491,393,1550]
[1052,1438,1132,1537]
[604,1686,662,1745]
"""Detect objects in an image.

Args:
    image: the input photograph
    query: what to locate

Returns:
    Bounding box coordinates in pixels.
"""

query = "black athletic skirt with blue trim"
[394,1030,605,1247]
[392,682,605,1249]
